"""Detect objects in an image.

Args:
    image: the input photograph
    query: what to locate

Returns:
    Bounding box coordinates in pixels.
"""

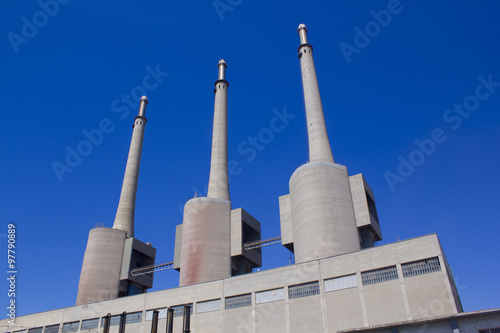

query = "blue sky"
[1,0,499,317]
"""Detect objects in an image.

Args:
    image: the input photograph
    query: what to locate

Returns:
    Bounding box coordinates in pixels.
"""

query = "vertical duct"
[118,312,126,333]
[183,305,191,333]
[151,310,159,333]
[113,96,149,237]
[166,307,174,333]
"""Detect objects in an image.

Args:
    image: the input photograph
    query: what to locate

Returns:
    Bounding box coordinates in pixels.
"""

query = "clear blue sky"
[1,0,499,317]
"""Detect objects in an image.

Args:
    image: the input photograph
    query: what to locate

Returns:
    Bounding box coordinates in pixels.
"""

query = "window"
[81,318,99,330]
[62,322,79,333]
[28,328,43,333]
[324,274,358,292]
[288,281,320,299]
[100,315,121,327]
[197,299,221,313]
[145,308,169,321]
[362,266,398,285]
[402,257,441,278]
[172,304,193,317]
[44,325,59,333]
[256,288,285,304]
[225,294,252,310]
[126,312,142,324]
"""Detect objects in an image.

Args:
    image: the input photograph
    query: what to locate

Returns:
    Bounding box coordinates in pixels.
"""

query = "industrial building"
[2,25,499,333]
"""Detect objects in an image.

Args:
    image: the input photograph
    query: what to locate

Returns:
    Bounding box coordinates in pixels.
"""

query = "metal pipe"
[218,59,227,81]
[118,312,126,333]
[102,313,111,333]
[298,23,308,45]
[183,305,191,333]
[166,307,174,333]
[151,310,159,333]
[138,96,148,117]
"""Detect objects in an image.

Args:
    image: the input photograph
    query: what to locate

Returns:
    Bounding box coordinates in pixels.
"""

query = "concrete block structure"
[3,235,482,333]
[5,23,500,333]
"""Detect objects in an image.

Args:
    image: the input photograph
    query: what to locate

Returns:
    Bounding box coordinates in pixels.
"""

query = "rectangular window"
[225,294,252,310]
[145,308,169,321]
[81,318,99,330]
[44,325,59,333]
[62,322,79,333]
[324,274,358,292]
[14,330,26,333]
[172,304,193,317]
[126,312,142,324]
[402,257,441,278]
[362,266,398,285]
[479,329,500,333]
[100,315,121,327]
[197,299,221,313]
[28,328,43,333]
[288,281,320,299]
[256,288,285,304]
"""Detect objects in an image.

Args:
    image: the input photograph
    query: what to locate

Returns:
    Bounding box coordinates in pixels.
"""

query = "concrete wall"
[6,235,464,333]
[289,161,360,263]
[75,228,127,305]
[179,197,231,286]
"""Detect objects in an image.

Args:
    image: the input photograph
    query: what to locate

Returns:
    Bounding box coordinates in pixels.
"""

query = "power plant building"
[3,25,499,333]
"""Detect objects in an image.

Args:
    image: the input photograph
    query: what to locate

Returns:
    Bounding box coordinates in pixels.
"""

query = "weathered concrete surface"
[179,197,231,286]
[75,228,127,305]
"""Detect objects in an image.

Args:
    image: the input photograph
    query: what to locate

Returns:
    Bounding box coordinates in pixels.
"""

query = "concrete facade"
[6,235,464,333]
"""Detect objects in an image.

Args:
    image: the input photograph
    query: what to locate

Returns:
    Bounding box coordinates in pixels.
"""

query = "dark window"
[289,281,320,299]
[81,318,99,330]
[225,294,252,309]
[44,325,59,333]
[362,266,398,285]
[402,257,441,278]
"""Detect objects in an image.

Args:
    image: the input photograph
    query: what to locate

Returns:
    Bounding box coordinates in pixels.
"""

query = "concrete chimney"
[112,96,148,237]
[297,24,334,163]
[179,61,232,286]
[279,25,360,264]
[207,60,230,200]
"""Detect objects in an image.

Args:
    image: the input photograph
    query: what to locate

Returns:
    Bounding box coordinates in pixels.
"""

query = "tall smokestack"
[279,25,360,264]
[297,24,334,163]
[178,61,232,287]
[113,96,148,237]
[207,59,230,200]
